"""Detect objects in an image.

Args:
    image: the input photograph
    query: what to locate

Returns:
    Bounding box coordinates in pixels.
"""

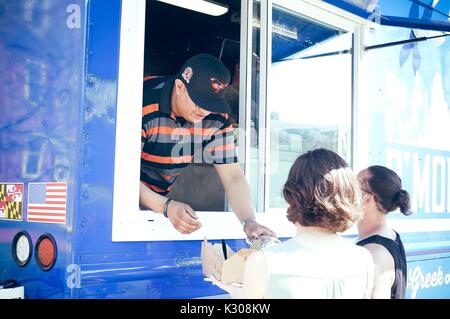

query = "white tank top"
[262,234,374,299]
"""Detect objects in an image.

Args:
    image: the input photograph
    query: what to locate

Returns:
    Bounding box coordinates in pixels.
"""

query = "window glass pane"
[268,6,353,208]
[328,0,450,26]
[363,25,450,216]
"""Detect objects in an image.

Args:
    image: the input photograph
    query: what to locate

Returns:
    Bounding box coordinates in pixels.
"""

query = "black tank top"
[357,232,407,299]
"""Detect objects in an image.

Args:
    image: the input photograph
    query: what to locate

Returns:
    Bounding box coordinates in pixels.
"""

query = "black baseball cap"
[177,53,231,114]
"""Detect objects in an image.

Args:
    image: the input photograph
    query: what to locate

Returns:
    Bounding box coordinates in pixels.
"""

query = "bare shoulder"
[363,243,395,270]
[362,243,395,297]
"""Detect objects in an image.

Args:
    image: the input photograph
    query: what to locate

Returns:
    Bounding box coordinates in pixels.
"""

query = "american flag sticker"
[27,182,67,224]
[0,183,24,221]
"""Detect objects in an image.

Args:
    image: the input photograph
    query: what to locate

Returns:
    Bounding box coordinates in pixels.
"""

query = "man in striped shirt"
[140,54,275,239]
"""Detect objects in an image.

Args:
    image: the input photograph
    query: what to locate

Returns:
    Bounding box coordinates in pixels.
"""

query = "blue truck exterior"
[0,0,240,298]
[1,0,450,299]
[0,0,86,298]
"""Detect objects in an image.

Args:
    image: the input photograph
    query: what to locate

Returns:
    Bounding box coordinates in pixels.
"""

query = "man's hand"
[166,200,202,234]
[244,222,276,240]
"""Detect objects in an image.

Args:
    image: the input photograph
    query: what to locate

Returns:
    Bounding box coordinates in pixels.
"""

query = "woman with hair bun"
[357,165,412,299]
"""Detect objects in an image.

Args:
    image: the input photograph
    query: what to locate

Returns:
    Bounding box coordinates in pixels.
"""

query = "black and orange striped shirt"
[141,76,238,195]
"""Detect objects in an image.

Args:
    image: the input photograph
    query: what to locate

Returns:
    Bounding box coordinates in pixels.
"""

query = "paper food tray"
[201,236,281,285]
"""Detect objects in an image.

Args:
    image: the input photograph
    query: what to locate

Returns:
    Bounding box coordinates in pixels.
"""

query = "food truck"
[0,0,449,298]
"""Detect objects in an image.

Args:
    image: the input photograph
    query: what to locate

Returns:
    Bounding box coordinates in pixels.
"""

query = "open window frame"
[111,0,365,241]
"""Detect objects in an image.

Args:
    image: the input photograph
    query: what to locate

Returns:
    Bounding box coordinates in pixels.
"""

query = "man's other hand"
[166,200,202,234]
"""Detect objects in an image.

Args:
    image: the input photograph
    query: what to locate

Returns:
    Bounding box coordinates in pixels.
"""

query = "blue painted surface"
[73,0,239,299]
[324,0,450,31]
[0,0,238,299]
[0,0,85,298]
[356,11,450,298]
[0,0,450,299]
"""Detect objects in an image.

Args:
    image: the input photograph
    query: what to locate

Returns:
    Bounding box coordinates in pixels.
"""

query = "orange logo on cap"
[210,78,228,93]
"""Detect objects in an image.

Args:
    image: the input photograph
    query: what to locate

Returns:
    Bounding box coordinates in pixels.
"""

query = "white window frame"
[112,0,254,241]
[111,0,368,241]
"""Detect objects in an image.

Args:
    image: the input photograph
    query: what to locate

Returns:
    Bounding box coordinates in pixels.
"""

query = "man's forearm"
[222,174,255,222]
[139,182,168,214]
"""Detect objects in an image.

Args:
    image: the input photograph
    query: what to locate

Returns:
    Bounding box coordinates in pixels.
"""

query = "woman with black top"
[357,165,412,299]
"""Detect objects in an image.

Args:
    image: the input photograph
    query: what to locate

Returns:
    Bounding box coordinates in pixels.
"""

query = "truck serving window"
[113,0,251,241]
[141,0,242,213]
[112,0,359,241]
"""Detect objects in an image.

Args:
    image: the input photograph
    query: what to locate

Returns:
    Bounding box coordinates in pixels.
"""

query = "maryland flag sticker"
[0,183,24,221]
